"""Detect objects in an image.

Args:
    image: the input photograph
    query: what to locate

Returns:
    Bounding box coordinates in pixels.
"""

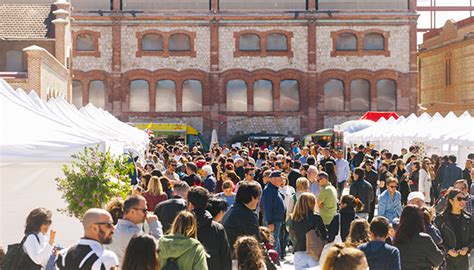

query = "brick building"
[2,0,419,142]
[0,1,71,99]
[419,17,474,115]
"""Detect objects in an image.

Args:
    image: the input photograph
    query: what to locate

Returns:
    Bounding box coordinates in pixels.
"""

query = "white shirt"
[22,232,53,267]
[59,238,119,270]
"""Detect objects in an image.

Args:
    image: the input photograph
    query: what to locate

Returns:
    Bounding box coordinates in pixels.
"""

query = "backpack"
[161,258,180,270]
[0,234,42,270]
[56,244,105,270]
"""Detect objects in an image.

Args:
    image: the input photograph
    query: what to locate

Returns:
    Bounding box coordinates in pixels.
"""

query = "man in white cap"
[407,191,425,208]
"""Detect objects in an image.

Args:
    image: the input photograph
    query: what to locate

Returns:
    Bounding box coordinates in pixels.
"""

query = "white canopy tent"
[0,79,148,247]
[345,112,474,165]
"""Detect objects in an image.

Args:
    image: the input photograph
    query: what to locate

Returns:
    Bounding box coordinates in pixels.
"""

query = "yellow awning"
[134,123,199,135]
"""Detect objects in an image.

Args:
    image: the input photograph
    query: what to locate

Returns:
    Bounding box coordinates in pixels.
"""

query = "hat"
[270,170,282,178]
[407,191,425,202]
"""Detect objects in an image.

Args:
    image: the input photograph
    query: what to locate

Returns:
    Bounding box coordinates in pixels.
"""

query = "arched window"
[89,80,105,109]
[377,79,397,111]
[5,50,23,72]
[350,79,370,111]
[156,80,176,112]
[182,80,202,111]
[142,33,163,51]
[266,33,288,51]
[253,80,273,111]
[324,79,344,111]
[239,34,260,51]
[129,80,150,112]
[72,80,83,108]
[76,34,96,51]
[226,80,247,112]
[364,33,384,51]
[280,80,299,111]
[336,33,357,51]
[169,33,191,51]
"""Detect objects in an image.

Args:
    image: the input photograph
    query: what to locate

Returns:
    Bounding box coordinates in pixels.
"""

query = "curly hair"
[234,236,265,270]
[345,219,370,248]
[106,197,124,225]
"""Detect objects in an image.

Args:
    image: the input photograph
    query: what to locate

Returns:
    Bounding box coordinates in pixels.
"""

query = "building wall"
[72,26,113,72]
[0,40,55,71]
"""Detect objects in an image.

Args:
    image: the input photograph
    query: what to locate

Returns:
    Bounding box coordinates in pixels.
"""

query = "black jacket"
[327,208,357,242]
[434,211,474,252]
[364,169,378,193]
[288,169,302,189]
[288,213,327,253]
[395,233,443,270]
[194,209,232,270]
[183,173,202,187]
[349,179,374,213]
[222,202,260,255]
[154,197,187,233]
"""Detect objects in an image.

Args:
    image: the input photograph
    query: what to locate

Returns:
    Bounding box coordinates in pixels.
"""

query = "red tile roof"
[0,4,55,39]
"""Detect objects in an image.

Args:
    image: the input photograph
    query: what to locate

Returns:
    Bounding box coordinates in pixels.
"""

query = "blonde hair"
[147,176,164,196]
[295,177,310,192]
[170,211,197,239]
[290,192,316,222]
[321,243,366,270]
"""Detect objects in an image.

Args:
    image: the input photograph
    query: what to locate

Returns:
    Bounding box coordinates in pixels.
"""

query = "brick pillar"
[23,46,43,97]
[111,17,123,117]
[210,0,219,12]
[409,0,417,11]
[308,0,317,10]
[209,18,223,140]
[306,18,318,133]
[52,16,68,65]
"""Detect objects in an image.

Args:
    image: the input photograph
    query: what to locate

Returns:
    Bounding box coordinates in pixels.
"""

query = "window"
[279,80,299,111]
[142,34,163,51]
[156,80,176,112]
[364,33,384,50]
[182,80,202,111]
[129,80,150,112]
[76,34,96,51]
[324,79,344,111]
[445,57,452,86]
[377,79,397,110]
[350,79,370,111]
[89,80,105,109]
[72,80,83,108]
[226,80,248,112]
[169,33,191,51]
[266,33,288,51]
[336,33,357,51]
[239,34,260,51]
[253,80,273,111]
[5,50,23,72]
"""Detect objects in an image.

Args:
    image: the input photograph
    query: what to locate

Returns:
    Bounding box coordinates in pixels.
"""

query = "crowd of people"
[1,139,474,270]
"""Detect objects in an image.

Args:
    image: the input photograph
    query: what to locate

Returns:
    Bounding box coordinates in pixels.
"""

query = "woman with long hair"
[434,188,474,270]
[321,242,368,270]
[409,161,420,192]
[288,192,327,269]
[419,159,432,204]
[394,205,443,270]
[158,211,208,270]
[122,234,159,270]
[106,197,124,225]
[143,176,168,211]
[344,219,370,248]
[395,159,410,205]
[334,195,363,242]
[22,208,56,269]
[233,236,267,270]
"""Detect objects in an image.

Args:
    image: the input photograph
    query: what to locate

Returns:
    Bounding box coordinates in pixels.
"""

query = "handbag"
[305,228,326,261]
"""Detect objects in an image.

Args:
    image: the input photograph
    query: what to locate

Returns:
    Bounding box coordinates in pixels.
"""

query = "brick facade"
[419,18,474,116]
[70,4,418,142]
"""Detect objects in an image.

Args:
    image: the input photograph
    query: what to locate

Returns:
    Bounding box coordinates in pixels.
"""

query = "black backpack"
[56,244,105,270]
[161,258,180,270]
[0,234,42,270]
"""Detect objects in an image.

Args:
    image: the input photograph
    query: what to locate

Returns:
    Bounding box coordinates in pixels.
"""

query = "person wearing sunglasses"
[20,207,56,269]
[434,188,474,270]
[377,177,402,223]
[57,208,118,269]
[106,195,162,266]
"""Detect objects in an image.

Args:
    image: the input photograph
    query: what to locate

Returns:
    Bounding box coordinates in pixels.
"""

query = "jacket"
[194,209,232,270]
[262,182,285,224]
[159,234,209,270]
[203,175,217,193]
[154,197,187,233]
[349,179,374,213]
[442,163,463,189]
[327,210,357,242]
[378,190,402,222]
[222,202,260,255]
[359,240,400,270]
[288,213,327,252]
[434,210,474,251]
[106,219,162,264]
[364,169,378,193]
[395,233,443,270]
[288,169,302,189]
